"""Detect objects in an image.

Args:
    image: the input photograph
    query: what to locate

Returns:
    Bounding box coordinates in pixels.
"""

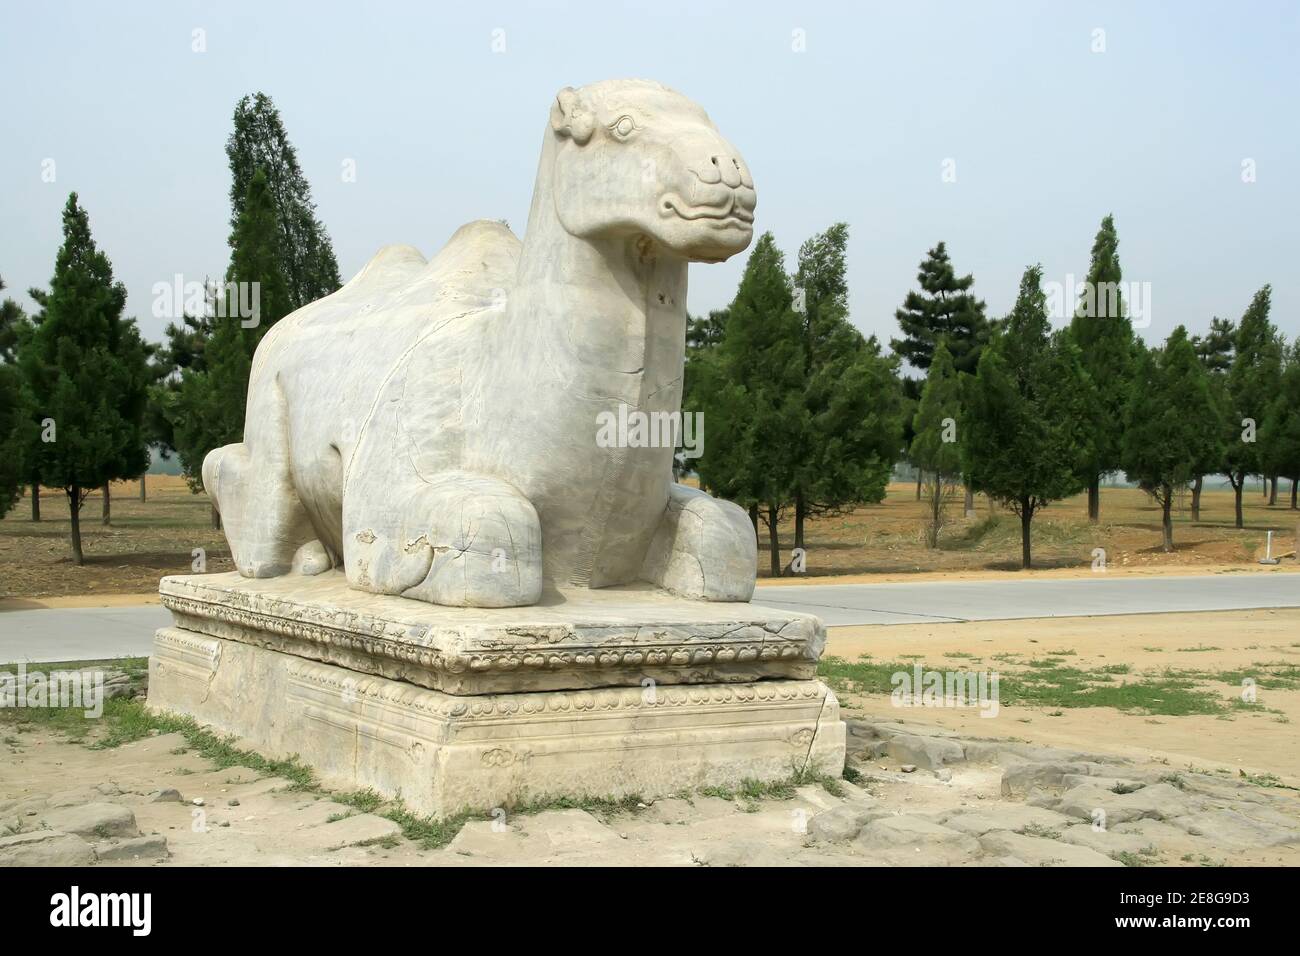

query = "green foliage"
[891,241,990,374]
[164,169,292,489]
[1067,214,1134,495]
[909,340,963,479]
[1224,285,1282,482]
[16,195,150,559]
[1122,327,1224,550]
[1261,337,1300,483]
[963,265,1088,567]
[227,92,341,309]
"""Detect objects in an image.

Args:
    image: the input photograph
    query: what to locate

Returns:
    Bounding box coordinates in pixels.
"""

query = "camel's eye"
[610,115,636,140]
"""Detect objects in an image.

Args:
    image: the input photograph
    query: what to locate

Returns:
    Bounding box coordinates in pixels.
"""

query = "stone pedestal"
[148,573,844,817]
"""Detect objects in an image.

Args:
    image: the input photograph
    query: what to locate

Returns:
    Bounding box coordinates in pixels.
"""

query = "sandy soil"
[825,608,1300,785]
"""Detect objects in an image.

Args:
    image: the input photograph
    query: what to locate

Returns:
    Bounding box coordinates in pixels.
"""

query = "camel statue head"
[547,79,756,263]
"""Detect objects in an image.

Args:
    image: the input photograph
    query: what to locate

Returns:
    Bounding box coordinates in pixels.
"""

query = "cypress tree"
[1224,286,1281,528]
[19,194,149,563]
[1261,338,1300,511]
[1068,214,1133,523]
[1122,327,1224,552]
[964,265,1088,569]
[910,340,963,547]
[227,92,341,309]
[1189,317,1235,519]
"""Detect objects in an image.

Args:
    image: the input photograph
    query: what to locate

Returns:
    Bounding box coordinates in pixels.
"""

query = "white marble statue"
[204,79,758,608]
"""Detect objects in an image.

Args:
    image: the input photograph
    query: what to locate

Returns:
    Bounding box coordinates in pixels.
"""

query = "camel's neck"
[502,132,688,406]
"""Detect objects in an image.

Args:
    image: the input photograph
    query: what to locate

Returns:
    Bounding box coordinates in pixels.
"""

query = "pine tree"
[964,266,1088,569]
[0,276,31,516]
[690,233,805,577]
[1122,328,1224,552]
[1223,286,1281,528]
[789,223,902,566]
[227,92,341,309]
[910,340,963,547]
[1068,214,1133,523]
[891,241,990,375]
[18,194,149,563]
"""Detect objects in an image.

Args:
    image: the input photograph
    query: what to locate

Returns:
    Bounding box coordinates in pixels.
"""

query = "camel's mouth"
[661,192,755,226]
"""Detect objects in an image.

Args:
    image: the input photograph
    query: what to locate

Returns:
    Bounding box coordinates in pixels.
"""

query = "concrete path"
[1,573,1297,663]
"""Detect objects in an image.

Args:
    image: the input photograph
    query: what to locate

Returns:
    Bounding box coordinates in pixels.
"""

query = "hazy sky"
[2,0,1296,353]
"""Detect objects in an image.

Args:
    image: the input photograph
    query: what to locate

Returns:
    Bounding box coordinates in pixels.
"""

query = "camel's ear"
[550,87,595,145]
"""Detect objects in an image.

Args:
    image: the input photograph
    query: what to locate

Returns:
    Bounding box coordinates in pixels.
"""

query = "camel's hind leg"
[203,400,317,579]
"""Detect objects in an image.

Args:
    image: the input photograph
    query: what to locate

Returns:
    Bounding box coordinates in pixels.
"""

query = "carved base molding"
[149,627,845,817]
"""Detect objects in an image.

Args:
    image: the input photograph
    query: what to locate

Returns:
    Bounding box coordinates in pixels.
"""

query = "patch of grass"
[334,788,384,813]
[1020,822,1062,839]
[325,811,355,824]
[1046,649,1078,657]
[1176,645,1222,653]
[1111,781,1144,794]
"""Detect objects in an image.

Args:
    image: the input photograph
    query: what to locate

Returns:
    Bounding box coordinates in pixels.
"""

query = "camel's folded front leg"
[640,483,756,601]
[343,470,543,608]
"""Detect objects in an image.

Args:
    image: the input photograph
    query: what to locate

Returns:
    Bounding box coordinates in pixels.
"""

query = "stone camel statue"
[203,79,759,608]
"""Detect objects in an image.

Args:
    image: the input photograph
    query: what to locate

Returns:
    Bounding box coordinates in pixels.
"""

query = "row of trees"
[0,93,339,561]
[687,215,1294,571]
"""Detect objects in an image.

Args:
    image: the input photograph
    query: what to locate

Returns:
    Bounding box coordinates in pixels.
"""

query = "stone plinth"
[148,573,845,817]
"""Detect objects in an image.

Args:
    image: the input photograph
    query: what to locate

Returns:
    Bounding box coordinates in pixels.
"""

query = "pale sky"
[1,0,1296,353]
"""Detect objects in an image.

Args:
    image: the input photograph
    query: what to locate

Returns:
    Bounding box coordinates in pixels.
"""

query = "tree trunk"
[139,475,147,502]
[963,482,974,518]
[915,470,922,501]
[748,503,758,539]
[1087,477,1100,524]
[1161,489,1173,553]
[793,490,806,572]
[30,481,40,521]
[1191,475,1203,522]
[1269,476,1278,506]
[102,483,111,525]
[928,473,942,548]
[211,504,222,531]
[1020,499,1033,569]
[1291,478,1297,511]
[69,485,84,565]
[1234,477,1244,529]
[767,504,781,578]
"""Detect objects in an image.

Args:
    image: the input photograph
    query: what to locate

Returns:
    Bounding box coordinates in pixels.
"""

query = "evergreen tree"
[1261,338,1300,511]
[1067,214,1133,523]
[0,276,32,516]
[690,232,805,577]
[0,276,29,363]
[964,265,1088,569]
[1188,317,1235,519]
[1122,327,1224,552]
[910,340,963,547]
[18,194,149,563]
[789,223,902,566]
[1223,286,1281,528]
[891,241,989,375]
[227,92,341,309]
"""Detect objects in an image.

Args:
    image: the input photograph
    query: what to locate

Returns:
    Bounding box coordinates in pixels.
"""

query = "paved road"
[1,573,1297,663]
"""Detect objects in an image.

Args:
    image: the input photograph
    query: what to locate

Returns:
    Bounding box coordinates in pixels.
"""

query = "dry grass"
[1,476,1298,598]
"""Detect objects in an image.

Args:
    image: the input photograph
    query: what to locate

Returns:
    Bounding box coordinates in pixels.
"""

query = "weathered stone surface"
[0,830,95,866]
[303,813,402,850]
[1058,824,1166,856]
[201,80,757,609]
[158,574,824,694]
[150,788,182,803]
[978,830,1123,867]
[40,803,138,838]
[1001,762,1093,798]
[885,734,965,770]
[938,805,1074,836]
[1056,783,1197,825]
[807,803,885,843]
[149,632,844,818]
[1171,809,1300,848]
[96,835,169,862]
[856,815,979,851]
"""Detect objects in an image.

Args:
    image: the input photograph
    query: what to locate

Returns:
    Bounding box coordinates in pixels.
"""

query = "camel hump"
[341,244,428,292]
[421,219,521,290]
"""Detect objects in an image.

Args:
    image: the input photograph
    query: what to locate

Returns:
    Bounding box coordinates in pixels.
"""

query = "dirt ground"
[3,477,1299,600]
[824,608,1300,785]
